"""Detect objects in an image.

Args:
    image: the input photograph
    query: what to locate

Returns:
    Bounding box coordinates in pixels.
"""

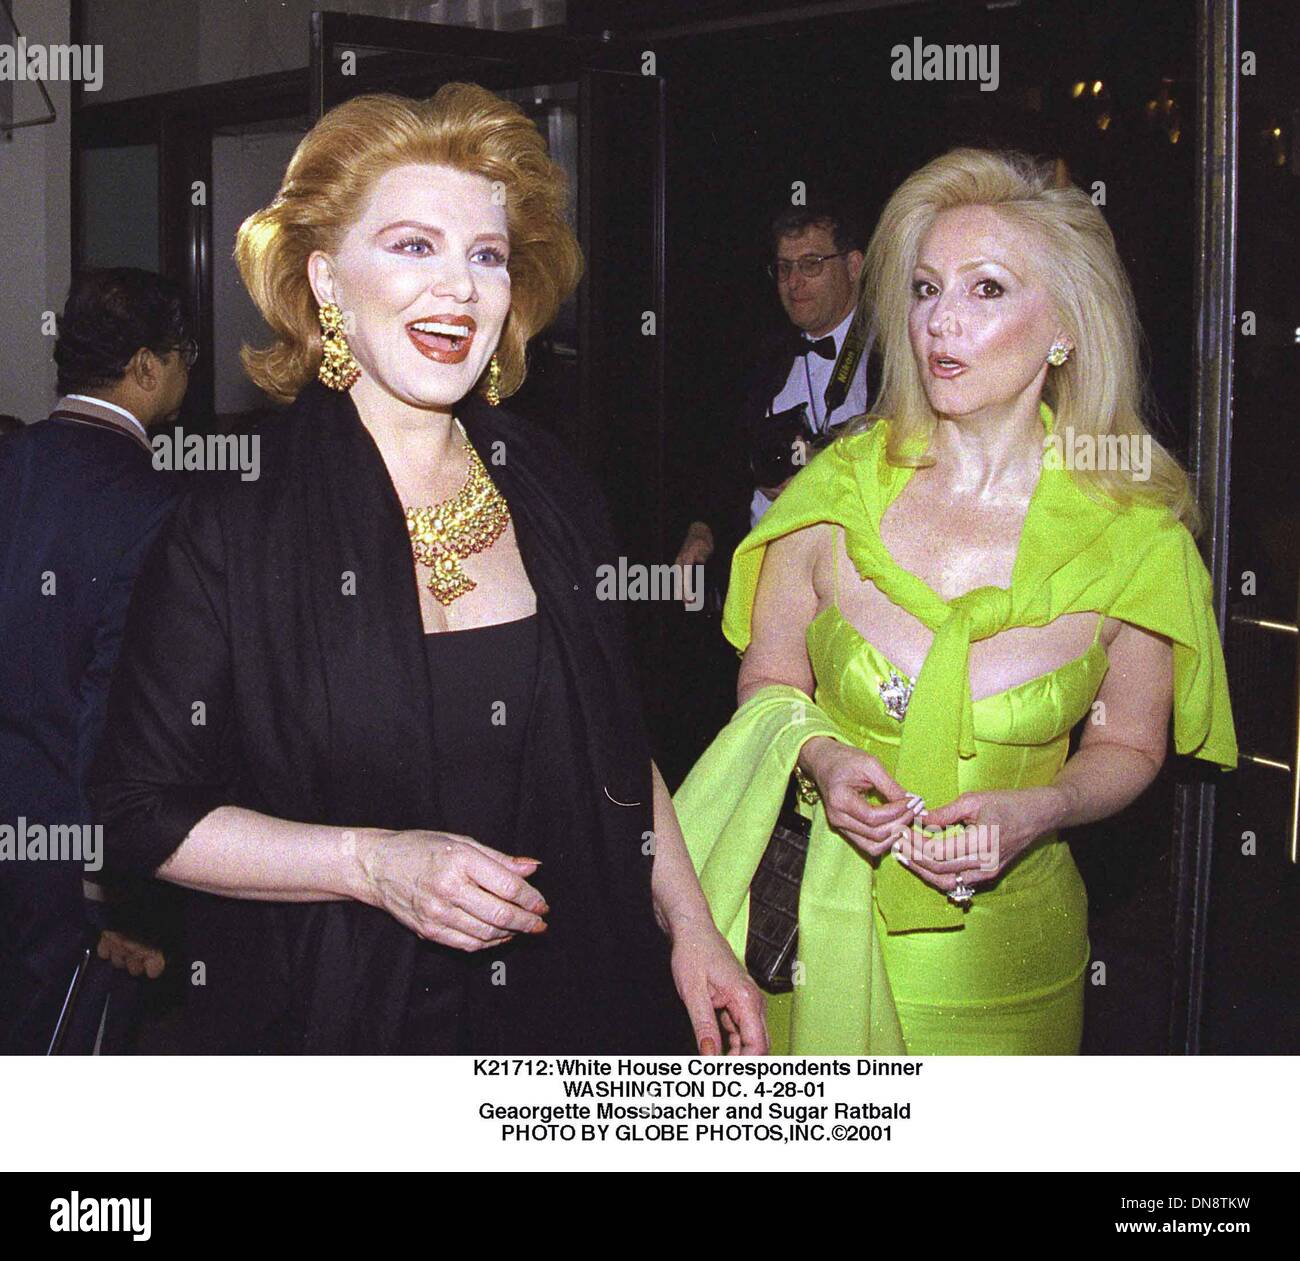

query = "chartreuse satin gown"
[675,402,1238,1056]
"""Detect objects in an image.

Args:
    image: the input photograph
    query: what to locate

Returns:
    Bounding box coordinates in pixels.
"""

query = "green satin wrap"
[675,403,1238,1054]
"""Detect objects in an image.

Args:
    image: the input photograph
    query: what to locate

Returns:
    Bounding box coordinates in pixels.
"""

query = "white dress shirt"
[750,307,870,527]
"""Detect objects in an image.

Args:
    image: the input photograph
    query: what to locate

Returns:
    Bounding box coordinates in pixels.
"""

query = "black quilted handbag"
[744,775,811,994]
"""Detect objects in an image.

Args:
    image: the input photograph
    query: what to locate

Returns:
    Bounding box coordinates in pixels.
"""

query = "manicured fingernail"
[892,843,910,867]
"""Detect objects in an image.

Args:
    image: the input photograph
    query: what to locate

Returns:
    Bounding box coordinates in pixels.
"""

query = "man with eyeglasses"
[0,268,192,1052]
[675,200,870,584]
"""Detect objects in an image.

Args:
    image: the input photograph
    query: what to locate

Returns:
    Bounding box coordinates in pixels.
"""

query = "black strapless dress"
[399,612,540,1054]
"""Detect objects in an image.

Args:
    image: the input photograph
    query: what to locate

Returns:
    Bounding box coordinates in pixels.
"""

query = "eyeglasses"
[176,340,199,369]
[767,252,849,282]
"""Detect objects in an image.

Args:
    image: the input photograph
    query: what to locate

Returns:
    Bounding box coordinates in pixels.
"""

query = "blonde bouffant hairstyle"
[235,83,583,404]
[850,147,1198,531]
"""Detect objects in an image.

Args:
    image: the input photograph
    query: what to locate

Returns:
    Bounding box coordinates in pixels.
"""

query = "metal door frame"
[1174,0,1239,1055]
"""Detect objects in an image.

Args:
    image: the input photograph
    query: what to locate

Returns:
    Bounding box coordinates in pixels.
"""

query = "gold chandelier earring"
[318,301,361,391]
[484,352,502,407]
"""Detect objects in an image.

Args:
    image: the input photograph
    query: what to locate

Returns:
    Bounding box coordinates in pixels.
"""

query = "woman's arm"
[737,526,918,852]
[649,761,725,936]
[737,527,836,781]
[736,528,819,706]
[1048,619,1172,826]
[650,760,768,1054]
[909,621,1173,892]
[152,805,376,902]
[153,806,547,952]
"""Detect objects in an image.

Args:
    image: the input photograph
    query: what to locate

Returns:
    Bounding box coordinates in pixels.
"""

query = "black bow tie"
[798,335,837,361]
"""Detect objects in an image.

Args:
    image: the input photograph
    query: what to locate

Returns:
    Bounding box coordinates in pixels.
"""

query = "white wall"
[0,0,71,421]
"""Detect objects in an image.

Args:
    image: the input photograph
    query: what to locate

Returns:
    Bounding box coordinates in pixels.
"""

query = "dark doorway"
[1200,0,1300,1053]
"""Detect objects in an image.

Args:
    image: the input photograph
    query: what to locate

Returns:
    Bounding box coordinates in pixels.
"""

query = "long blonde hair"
[848,147,1198,531]
[236,84,582,404]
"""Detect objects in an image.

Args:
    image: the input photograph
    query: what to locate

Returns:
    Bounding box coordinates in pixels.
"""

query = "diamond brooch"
[877,670,915,722]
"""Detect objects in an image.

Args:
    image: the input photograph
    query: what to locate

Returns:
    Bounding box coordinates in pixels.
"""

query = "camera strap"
[822,300,870,417]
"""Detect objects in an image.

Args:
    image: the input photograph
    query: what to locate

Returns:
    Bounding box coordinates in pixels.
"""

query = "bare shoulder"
[750,523,828,645]
[742,523,824,697]
[758,522,824,591]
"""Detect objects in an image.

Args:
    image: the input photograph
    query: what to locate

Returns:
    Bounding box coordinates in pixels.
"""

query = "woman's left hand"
[669,918,769,1055]
[891,786,1066,896]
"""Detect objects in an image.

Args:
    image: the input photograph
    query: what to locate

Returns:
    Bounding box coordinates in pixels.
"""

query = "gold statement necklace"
[404,419,510,606]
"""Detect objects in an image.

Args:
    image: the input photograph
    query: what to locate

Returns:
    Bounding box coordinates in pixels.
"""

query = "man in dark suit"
[675,199,871,590]
[0,268,192,1052]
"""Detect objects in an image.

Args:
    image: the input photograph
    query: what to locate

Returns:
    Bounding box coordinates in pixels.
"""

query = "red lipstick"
[406,314,476,364]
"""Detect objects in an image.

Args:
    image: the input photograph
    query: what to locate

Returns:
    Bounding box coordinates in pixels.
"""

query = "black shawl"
[90,382,694,1054]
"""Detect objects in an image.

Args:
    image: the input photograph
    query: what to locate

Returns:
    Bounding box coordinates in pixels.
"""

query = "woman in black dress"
[90,84,765,1055]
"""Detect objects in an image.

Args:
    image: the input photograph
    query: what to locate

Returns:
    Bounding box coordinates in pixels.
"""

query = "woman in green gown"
[674,148,1237,1055]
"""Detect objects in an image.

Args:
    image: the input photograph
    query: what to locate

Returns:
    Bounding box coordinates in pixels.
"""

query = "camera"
[749,403,813,488]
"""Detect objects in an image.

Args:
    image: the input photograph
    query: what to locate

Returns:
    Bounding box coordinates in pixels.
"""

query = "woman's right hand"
[357,830,549,952]
[799,737,925,858]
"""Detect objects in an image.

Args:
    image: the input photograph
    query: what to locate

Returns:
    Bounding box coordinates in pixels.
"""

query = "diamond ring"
[949,875,975,907]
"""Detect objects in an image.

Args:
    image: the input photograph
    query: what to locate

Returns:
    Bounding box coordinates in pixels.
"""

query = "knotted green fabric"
[716,402,1238,933]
